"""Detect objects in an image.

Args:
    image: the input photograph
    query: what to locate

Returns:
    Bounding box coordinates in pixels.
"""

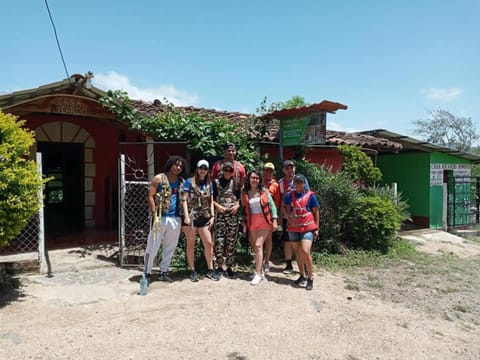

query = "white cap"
[197,159,209,169]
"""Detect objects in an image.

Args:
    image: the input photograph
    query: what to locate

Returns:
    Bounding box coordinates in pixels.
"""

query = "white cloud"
[420,87,462,101]
[93,71,199,106]
[328,120,359,133]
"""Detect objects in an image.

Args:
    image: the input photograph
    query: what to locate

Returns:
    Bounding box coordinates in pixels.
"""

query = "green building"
[361,130,480,229]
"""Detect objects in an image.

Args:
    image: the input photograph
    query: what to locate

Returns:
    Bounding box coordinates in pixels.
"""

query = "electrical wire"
[44,0,70,80]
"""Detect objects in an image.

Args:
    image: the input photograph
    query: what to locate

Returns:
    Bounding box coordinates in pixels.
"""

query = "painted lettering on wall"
[50,98,88,116]
[430,163,471,186]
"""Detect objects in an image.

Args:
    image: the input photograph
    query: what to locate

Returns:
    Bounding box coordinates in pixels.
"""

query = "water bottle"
[139,274,148,296]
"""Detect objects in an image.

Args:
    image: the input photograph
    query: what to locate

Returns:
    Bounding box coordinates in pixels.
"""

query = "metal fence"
[447,176,480,228]
[0,214,41,255]
[0,153,44,260]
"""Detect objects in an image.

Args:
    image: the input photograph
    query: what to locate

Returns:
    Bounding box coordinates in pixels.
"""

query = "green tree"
[256,95,307,115]
[471,146,480,177]
[413,109,479,152]
[338,145,382,187]
[0,111,47,247]
[100,91,264,171]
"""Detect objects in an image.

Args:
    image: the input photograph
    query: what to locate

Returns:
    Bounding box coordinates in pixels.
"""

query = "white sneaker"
[263,263,270,273]
[251,273,262,285]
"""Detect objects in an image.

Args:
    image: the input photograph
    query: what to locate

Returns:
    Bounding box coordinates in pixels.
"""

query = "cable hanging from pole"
[44,0,70,80]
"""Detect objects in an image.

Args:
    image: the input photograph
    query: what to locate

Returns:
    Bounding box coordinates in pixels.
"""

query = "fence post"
[37,152,47,273]
[442,183,448,231]
[119,154,126,266]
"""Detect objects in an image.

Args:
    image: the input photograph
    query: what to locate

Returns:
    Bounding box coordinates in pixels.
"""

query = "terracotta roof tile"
[130,100,401,152]
[131,99,251,121]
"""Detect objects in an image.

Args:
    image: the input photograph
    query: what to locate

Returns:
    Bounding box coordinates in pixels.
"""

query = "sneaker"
[158,272,173,283]
[263,263,270,273]
[306,278,313,291]
[283,264,294,274]
[190,271,199,282]
[206,270,220,281]
[250,273,263,285]
[225,267,236,278]
[294,275,307,286]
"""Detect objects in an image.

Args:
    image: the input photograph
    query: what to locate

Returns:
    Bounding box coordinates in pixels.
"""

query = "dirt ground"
[1,230,480,360]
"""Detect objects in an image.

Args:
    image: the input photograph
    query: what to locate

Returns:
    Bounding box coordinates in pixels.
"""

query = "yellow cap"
[264,162,275,170]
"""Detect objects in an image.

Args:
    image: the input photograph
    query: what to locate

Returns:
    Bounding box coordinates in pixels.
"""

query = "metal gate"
[118,141,186,267]
[447,176,480,228]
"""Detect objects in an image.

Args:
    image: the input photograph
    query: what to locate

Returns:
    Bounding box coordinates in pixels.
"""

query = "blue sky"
[2,0,479,136]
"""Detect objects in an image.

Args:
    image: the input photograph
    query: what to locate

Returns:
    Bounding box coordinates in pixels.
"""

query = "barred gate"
[118,153,151,267]
[447,176,480,228]
[118,141,187,267]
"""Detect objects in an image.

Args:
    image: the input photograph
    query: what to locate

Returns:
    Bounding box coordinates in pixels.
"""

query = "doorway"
[37,142,84,237]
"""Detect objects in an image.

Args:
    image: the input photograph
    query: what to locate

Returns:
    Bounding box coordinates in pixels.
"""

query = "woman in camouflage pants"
[212,162,241,278]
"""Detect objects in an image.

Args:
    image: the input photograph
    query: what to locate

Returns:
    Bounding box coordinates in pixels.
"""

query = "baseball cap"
[197,159,209,169]
[293,174,307,183]
[222,161,234,169]
[264,162,275,170]
[283,160,295,167]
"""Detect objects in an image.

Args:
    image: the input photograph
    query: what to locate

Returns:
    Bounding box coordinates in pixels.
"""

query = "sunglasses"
[223,168,234,173]
[198,166,208,171]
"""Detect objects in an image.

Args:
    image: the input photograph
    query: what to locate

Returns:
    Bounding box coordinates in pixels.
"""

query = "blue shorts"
[288,231,314,242]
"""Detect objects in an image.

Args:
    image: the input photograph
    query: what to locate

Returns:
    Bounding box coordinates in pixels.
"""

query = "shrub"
[295,159,361,252]
[338,145,382,186]
[343,192,403,252]
[0,111,47,247]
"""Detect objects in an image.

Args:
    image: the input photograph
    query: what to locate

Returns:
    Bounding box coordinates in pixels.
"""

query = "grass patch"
[344,280,360,291]
[312,238,420,272]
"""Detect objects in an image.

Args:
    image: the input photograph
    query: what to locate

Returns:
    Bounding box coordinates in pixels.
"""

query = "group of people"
[143,142,319,290]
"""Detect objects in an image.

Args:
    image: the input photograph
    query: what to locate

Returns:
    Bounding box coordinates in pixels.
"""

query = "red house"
[0,73,400,254]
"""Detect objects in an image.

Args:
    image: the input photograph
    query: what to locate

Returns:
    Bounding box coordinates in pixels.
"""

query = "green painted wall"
[377,151,472,229]
[377,152,430,219]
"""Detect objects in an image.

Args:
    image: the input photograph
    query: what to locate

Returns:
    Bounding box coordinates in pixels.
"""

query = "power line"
[44,0,70,80]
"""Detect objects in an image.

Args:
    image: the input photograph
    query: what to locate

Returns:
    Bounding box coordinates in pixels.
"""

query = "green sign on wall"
[281,116,310,146]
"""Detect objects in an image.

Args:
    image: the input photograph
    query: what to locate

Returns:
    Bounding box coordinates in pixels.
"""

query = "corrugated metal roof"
[359,129,480,162]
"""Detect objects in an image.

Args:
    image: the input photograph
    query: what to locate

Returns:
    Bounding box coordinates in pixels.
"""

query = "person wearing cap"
[211,142,246,186]
[212,161,242,278]
[262,162,281,273]
[282,174,319,290]
[278,160,310,274]
[181,159,219,282]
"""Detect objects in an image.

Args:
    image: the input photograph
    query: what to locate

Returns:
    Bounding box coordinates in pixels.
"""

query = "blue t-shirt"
[183,178,209,194]
[165,179,181,217]
[283,190,319,211]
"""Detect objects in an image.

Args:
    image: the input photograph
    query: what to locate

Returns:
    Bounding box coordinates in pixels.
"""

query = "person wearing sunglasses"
[181,159,219,282]
[212,162,241,278]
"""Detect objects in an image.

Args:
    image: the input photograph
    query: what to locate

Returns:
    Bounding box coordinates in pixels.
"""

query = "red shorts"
[249,213,273,231]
